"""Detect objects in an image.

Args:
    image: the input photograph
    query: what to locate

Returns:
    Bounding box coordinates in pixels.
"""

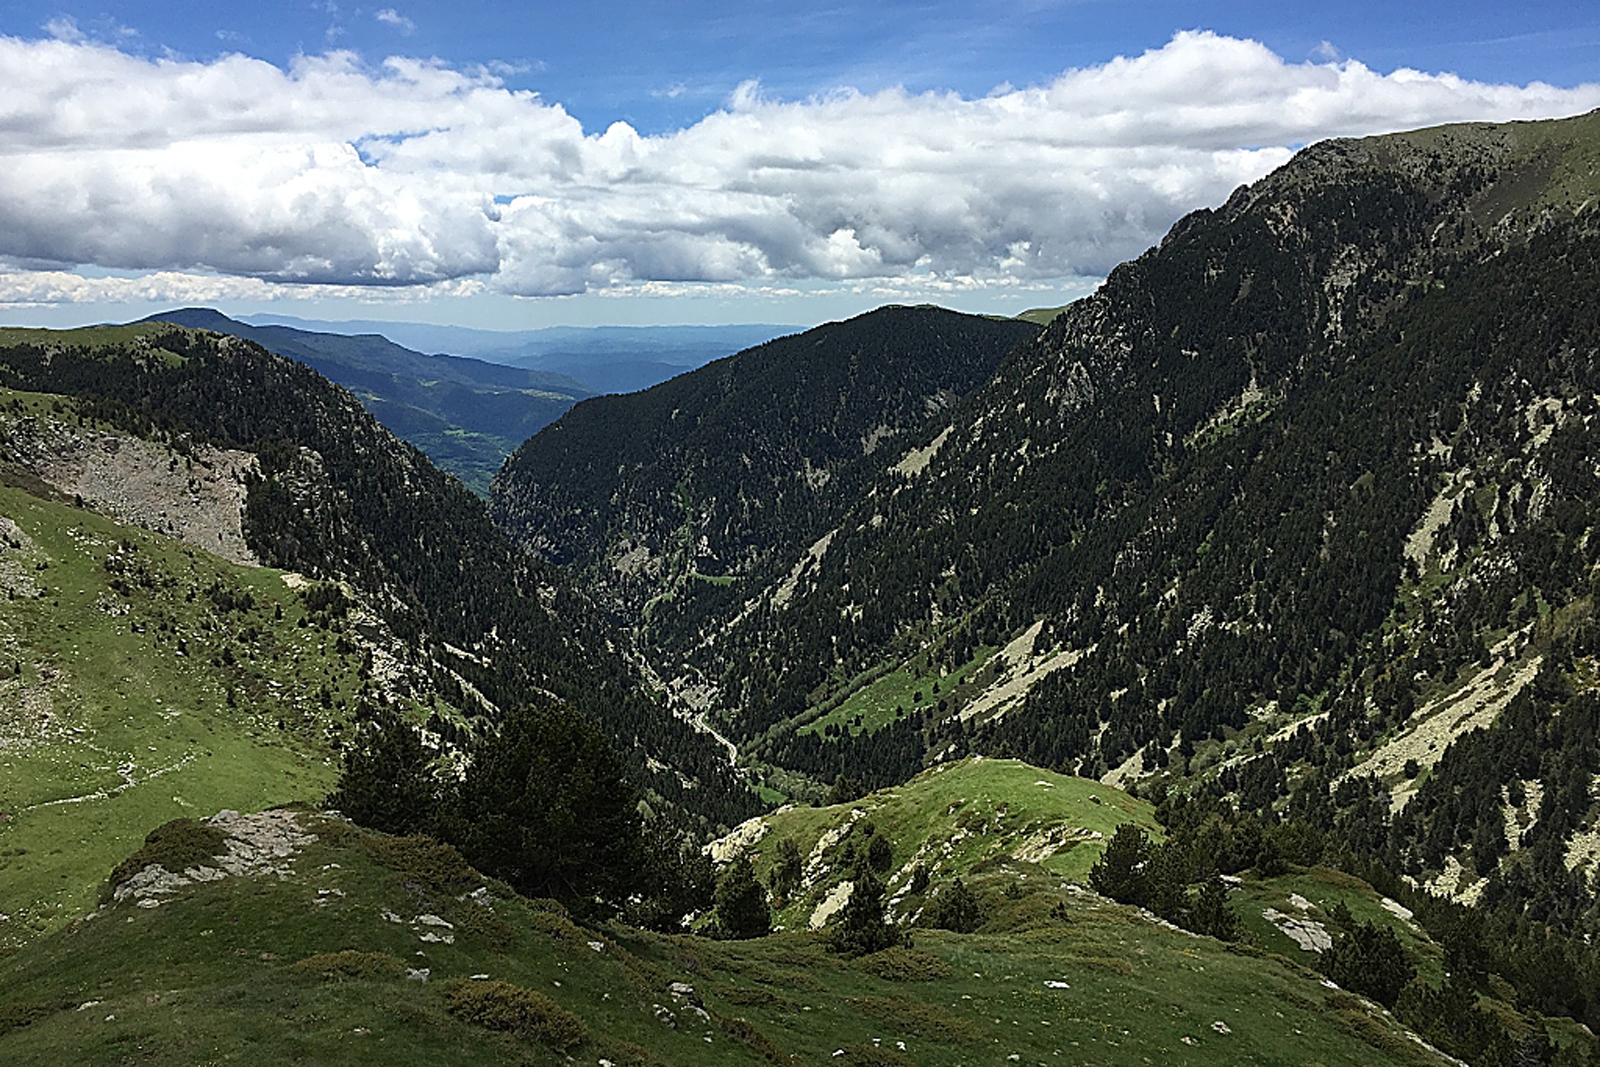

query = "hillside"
[140,309,594,494]
[479,112,1600,1046]
[0,772,1478,1067]
[0,329,760,869]
[489,305,1038,622]
[593,110,1600,894]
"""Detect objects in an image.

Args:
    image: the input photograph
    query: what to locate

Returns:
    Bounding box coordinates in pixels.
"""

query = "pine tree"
[1089,823,1151,906]
[444,703,642,915]
[1188,875,1239,941]
[825,861,904,957]
[925,877,983,934]
[327,703,437,835]
[713,854,772,939]
[767,837,803,907]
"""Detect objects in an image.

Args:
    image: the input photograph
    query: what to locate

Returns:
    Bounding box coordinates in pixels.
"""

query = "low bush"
[850,996,977,1041]
[358,834,477,896]
[108,818,226,888]
[456,901,516,949]
[852,946,952,981]
[443,979,588,1049]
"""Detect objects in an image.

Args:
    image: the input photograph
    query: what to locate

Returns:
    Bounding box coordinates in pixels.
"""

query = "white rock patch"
[111,809,318,908]
[810,880,855,930]
[1262,907,1331,952]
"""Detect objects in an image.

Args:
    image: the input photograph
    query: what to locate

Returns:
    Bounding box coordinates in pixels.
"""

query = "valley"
[3,110,1600,1067]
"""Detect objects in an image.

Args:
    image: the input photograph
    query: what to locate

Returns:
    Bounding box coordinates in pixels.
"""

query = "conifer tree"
[825,860,905,957]
[713,854,772,939]
[925,877,983,934]
[327,703,437,836]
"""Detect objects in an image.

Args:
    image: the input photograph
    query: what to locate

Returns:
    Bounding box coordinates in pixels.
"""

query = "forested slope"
[569,113,1600,949]
[0,326,760,832]
[489,305,1038,622]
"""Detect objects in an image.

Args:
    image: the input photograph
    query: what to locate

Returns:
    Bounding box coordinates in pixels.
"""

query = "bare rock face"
[1,413,259,566]
[110,809,318,909]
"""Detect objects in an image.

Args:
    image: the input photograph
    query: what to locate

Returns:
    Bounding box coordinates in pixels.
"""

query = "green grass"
[739,758,1161,934]
[0,474,386,950]
[799,644,999,738]
[0,809,1457,1067]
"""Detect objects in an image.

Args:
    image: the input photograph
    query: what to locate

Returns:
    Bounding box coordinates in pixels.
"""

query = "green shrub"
[286,951,405,982]
[716,986,798,1011]
[526,905,592,948]
[444,979,588,1049]
[852,946,951,981]
[715,1014,789,1063]
[456,902,516,949]
[0,1001,72,1038]
[850,996,976,1041]
[358,834,476,896]
[108,818,227,889]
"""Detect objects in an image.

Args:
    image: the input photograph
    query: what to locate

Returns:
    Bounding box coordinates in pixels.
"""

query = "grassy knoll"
[0,808,1455,1067]
[729,758,1160,933]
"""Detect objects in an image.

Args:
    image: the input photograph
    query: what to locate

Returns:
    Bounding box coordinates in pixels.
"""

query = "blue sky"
[0,1,1597,329]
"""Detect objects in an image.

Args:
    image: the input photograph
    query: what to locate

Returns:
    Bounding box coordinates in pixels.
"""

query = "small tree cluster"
[825,860,908,957]
[1088,822,1241,941]
[923,877,983,934]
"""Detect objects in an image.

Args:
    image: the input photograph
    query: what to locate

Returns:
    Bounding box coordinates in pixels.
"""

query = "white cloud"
[0,30,1597,303]
[375,9,416,35]
[0,269,481,307]
[42,16,84,43]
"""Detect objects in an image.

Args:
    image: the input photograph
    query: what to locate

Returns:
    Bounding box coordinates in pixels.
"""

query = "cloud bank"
[0,30,1597,303]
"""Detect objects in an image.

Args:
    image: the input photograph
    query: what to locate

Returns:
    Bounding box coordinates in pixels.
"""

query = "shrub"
[852,946,951,981]
[716,1014,789,1063]
[923,878,983,933]
[357,834,477,897]
[108,818,227,889]
[456,902,516,950]
[444,979,588,1049]
[850,995,976,1040]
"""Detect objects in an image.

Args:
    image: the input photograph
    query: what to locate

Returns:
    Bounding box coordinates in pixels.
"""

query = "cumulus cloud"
[1,30,1597,302]
[375,9,416,35]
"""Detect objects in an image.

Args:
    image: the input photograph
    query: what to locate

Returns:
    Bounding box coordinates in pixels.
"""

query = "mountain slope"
[534,112,1600,947]
[140,309,593,494]
[0,326,760,846]
[489,305,1038,623]
[0,784,1471,1067]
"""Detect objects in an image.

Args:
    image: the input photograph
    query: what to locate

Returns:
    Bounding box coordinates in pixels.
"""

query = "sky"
[0,1,1597,330]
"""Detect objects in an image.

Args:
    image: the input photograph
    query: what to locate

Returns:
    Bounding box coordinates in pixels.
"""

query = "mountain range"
[4,110,1600,1066]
